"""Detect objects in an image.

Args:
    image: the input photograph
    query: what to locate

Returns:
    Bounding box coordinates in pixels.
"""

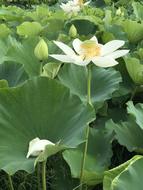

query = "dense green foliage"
[0,0,143,189]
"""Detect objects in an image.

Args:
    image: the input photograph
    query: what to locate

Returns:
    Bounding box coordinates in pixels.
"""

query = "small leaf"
[122,20,143,43]
[42,62,61,79]
[17,22,43,36]
[127,101,143,130]
[132,2,143,21]
[125,57,143,85]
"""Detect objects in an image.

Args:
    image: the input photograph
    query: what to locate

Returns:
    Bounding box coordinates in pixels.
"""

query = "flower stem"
[8,174,14,190]
[40,60,44,75]
[37,163,41,190]
[79,64,92,190]
[42,161,47,190]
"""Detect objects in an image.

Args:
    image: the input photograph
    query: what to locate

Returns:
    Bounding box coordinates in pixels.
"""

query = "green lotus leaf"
[65,16,100,35]
[45,20,64,40]
[0,8,24,21]
[0,24,11,38]
[111,157,143,190]
[17,22,43,36]
[132,2,143,21]
[110,106,143,152]
[103,155,142,190]
[41,62,61,79]
[63,126,113,185]
[125,57,143,85]
[58,64,121,110]
[127,101,143,130]
[25,6,50,21]
[5,37,41,77]
[0,62,28,87]
[122,20,143,43]
[0,38,10,64]
[0,77,95,175]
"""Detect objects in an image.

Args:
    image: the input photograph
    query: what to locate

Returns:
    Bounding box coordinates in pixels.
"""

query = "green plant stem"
[79,64,92,190]
[42,161,47,190]
[8,174,14,190]
[37,163,41,190]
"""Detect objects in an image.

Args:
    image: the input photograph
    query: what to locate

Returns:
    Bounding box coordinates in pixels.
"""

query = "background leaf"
[58,64,122,111]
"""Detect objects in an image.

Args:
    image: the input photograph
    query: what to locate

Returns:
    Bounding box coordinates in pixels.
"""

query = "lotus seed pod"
[69,24,77,38]
[34,39,48,61]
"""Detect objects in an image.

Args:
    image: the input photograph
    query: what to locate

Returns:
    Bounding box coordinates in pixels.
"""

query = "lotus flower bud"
[34,39,48,61]
[69,24,77,38]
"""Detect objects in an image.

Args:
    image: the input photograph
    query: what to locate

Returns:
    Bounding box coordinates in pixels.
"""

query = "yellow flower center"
[80,40,101,59]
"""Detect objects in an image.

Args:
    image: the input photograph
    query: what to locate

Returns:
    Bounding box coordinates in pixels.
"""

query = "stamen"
[80,40,101,59]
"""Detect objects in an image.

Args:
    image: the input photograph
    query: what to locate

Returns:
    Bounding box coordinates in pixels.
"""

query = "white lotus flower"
[60,0,90,14]
[26,137,55,158]
[50,36,129,67]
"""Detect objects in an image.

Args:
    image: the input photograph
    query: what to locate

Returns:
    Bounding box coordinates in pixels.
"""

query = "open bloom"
[26,137,55,158]
[50,36,129,67]
[60,0,90,14]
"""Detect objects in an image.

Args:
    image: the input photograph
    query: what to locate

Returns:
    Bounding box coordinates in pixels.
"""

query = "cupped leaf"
[103,155,142,190]
[63,124,113,185]
[17,22,43,36]
[127,101,143,130]
[125,57,143,85]
[0,77,95,174]
[41,62,61,79]
[132,2,143,21]
[58,64,122,110]
[122,20,143,43]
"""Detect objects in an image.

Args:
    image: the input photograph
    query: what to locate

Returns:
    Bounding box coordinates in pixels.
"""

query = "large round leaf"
[0,77,94,174]
[58,64,121,110]
[63,124,113,185]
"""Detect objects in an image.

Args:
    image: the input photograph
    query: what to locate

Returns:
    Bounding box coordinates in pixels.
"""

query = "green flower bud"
[69,25,77,38]
[34,39,48,61]
[116,8,122,16]
[125,57,143,85]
